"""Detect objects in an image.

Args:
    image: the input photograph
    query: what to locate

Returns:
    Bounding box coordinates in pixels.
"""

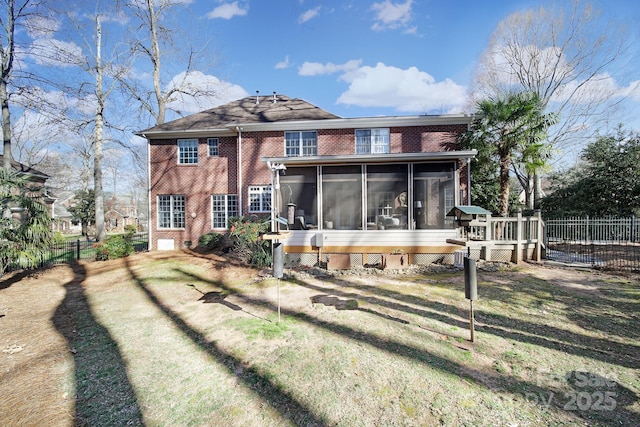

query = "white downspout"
[146,137,153,250]
[236,127,243,216]
[267,161,275,232]
[467,157,471,205]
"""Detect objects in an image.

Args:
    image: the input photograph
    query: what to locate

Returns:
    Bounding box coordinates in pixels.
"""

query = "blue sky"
[173,0,640,122]
[7,0,640,184]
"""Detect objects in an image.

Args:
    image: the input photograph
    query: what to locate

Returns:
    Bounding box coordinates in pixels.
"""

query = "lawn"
[0,251,638,426]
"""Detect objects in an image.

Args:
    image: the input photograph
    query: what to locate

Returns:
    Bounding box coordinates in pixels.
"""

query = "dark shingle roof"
[0,155,49,180]
[140,94,341,134]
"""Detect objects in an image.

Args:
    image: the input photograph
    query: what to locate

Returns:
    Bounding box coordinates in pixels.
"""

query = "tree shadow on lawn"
[423,268,640,341]
[301,274,640,370]
[176,268,640,426]
[310,294,411,326]
[52,261,144,426]
[1,268,41,291]
[123,258,329,427]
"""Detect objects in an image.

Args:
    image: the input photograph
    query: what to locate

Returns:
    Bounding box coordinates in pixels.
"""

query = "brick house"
[0,155,55,220]
[104,195,139,233]
[138,94,476,266]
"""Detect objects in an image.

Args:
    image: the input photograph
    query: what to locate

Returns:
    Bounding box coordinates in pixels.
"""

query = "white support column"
[515,209,523,263]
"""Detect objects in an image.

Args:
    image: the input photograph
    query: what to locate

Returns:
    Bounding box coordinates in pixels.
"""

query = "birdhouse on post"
[446,205,492,240]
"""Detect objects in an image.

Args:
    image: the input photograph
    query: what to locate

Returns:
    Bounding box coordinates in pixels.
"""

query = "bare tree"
[0,0,43,170]
[44,3,131,241]
[121,0,219,125]
[470,0,636,208]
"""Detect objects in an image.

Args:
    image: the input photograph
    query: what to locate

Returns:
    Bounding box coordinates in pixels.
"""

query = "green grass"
[3,254,639,426]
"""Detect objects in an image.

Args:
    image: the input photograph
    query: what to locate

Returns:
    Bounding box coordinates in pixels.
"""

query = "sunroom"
[263,150,477,267]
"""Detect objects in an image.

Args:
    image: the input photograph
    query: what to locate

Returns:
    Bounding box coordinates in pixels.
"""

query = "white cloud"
[24,16,60,38]
[28,38,84,68]
[335,62,467,114]
[13,109,72,146]
[624,80,640,101]
[275,55,291,69]
[551,72,622,104]
[165,71,248,114]
[371,0,413,31]
[298,59,362,77]
[298,7,320,24]
[207,1,248,19]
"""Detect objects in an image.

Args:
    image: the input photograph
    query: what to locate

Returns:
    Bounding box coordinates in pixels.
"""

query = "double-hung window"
[285,131,317,157]
[178,139,198,164]
[208,138,219,156]
[158,195,185,228]
[211,194,238,229]
[248,185,271,212]
[355,128,390,154]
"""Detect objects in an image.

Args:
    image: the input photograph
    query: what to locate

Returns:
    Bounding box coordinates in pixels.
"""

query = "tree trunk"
[1,81,12,220]
[147,0,165,125]
[533,172,542,210]
[94,17,106,242]
[1,81,12,171]
[499,153,511,216]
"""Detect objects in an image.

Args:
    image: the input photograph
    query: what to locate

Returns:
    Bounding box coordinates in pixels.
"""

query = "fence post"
[586,215,590,242]
[632,216,636,243]
[515,209,522,263]
[77,239,81,261]
[535,209,542,261]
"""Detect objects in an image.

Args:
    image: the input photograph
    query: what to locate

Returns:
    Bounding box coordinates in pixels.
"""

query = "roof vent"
[255,90,259,105]
[272,91,277,104]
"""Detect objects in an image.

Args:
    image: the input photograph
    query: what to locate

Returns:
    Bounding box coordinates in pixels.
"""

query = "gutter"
[135,114,475,139]
[261,150,478,166]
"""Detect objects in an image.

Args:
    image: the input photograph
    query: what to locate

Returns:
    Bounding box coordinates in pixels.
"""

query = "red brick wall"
[149,136,237,249]
[148,123,468,249]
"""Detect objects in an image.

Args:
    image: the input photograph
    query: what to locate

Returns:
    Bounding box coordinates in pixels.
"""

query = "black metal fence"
[545,217,640,271]
[4,233,148,273]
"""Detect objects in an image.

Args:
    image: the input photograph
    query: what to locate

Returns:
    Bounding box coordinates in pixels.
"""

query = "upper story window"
[208,138,219,156]
[158,194,185,229]
[355,128,390,154]
[178,139,198,164]
[285,131,317,157]
[248,185,271,212]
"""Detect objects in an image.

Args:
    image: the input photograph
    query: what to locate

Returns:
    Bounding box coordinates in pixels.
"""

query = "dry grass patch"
[1,251,638,426]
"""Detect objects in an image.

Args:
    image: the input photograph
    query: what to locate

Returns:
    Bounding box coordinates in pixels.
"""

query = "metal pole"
[277,278,281,323]
[469,300,475,342]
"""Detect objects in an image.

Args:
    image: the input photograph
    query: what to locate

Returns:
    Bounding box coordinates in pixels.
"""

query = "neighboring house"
[51,190,80,233]
[0,155,54,219]
[138,94,476,266]
[104,194,139,233]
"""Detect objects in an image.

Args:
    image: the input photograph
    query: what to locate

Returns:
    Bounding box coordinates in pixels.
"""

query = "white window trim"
[355,128,390,154]
[285,131,317,157]
[207,138,219,157]
[178,139,199,164]
[157,194,185,229]
[248,185,272,213]
[211,194,238,229]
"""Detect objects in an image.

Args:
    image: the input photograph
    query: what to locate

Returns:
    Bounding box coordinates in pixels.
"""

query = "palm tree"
[0,169,53,276]
[464,92,557,216]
